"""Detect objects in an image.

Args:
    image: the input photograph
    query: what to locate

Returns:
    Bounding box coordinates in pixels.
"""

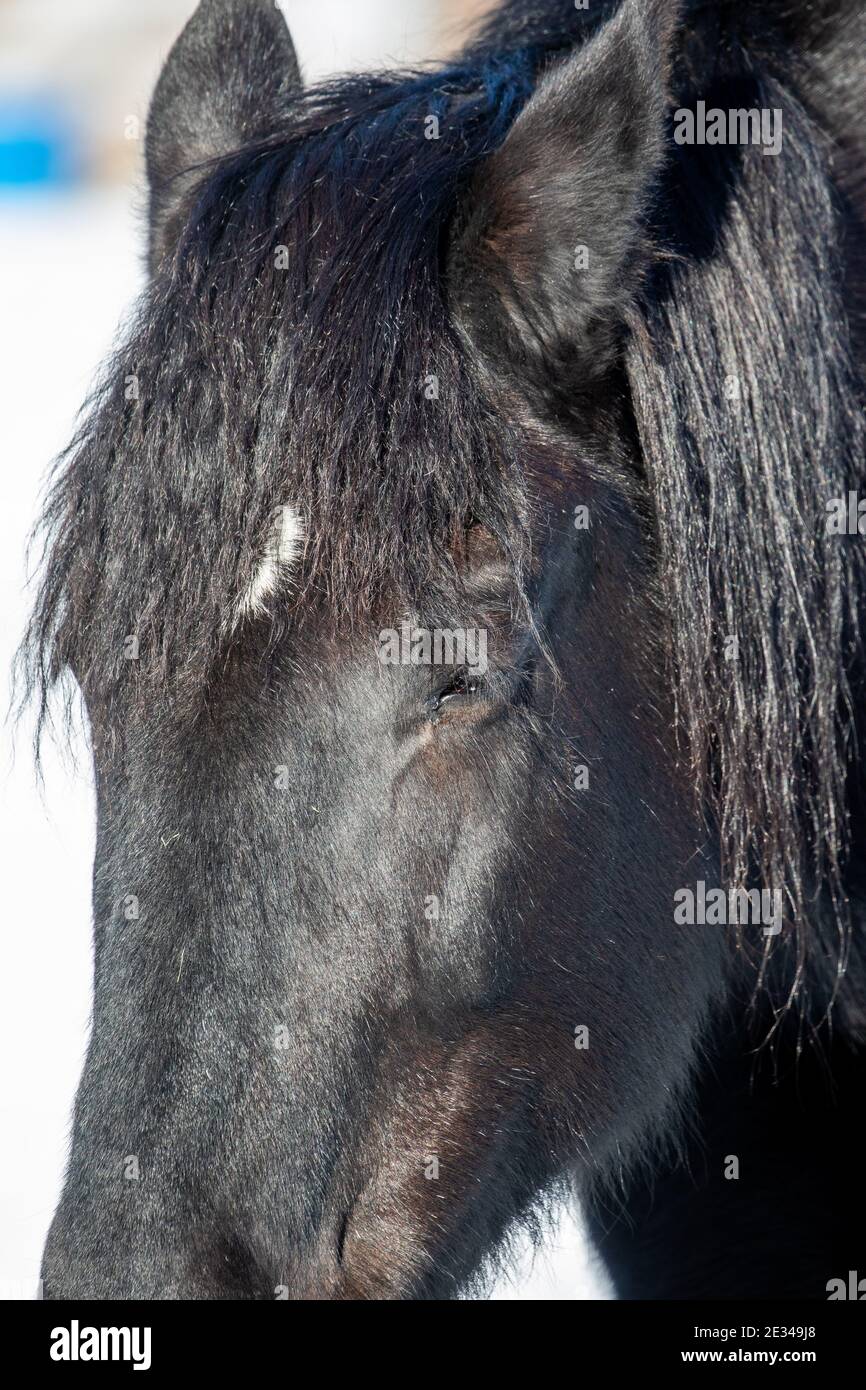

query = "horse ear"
[449,0,680,403]
[146,0,301,272]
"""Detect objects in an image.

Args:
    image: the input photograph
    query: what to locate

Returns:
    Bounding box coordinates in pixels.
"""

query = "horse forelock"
[22,58,548,733]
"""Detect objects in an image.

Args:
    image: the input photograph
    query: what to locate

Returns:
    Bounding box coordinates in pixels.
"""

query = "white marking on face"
[237,504,305,621]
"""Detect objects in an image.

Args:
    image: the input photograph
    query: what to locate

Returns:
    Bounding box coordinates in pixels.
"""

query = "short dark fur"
[23,0,866,1299]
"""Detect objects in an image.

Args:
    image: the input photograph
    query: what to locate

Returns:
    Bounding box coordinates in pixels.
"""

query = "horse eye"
[427,669,481,715]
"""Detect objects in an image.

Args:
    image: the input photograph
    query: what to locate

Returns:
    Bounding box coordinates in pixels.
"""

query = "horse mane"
[19,1,866,1023]
[626,32,866,1026]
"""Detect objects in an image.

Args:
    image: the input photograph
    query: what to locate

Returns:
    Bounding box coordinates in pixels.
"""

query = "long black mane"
[20,0,866,1025]
[630,73,866,1023]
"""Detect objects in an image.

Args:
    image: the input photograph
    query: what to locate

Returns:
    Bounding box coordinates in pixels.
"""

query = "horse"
[21,0,866,1299]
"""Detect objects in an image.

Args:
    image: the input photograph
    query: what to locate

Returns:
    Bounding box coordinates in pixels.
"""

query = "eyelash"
[427,669,482,716]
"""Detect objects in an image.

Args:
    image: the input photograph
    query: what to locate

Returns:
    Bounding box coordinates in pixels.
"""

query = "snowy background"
[0,0,610,1301]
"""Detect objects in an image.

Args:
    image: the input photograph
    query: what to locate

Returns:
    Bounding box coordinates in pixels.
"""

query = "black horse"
[23,0,866,1298]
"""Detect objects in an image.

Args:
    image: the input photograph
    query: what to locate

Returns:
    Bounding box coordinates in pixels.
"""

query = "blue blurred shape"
[0,95,77,187]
